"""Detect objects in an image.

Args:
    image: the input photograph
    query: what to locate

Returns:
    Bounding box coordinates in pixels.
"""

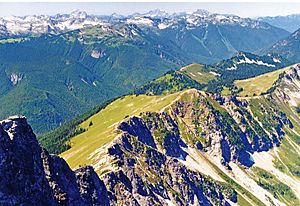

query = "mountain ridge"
[2,64,300,206]
[40,64,300,206]
[258,14,300,33]
[266,28,300,63]
[0,9,289,38]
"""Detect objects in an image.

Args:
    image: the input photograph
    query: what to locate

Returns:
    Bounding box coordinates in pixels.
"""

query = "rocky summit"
[0,115,110,206]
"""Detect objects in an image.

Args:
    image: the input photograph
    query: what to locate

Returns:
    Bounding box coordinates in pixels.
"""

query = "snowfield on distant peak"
[236,55,276,67]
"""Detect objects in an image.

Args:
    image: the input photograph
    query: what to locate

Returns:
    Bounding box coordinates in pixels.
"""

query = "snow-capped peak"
[192,9,210,17]
[0,9,273,37]
[70,10,88,19]
[0,10,106,36]
[143,9,169,18]
[126,16,154,26]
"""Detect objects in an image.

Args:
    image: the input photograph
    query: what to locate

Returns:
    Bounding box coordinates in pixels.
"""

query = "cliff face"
[0,115,238,206]
[96,89,296,206]
[104,125,237,206]
[0,116,109,206]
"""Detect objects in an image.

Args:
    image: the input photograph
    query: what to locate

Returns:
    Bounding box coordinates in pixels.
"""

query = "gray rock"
[0,116,110,206]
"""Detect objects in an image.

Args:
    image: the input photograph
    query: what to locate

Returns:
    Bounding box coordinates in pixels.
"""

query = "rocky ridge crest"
[0,115,109,206]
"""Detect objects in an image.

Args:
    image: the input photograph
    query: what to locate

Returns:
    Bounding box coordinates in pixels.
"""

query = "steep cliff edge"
[0,116,109,206]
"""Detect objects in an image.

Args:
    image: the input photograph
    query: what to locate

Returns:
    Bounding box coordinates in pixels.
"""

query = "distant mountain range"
[0,10,296,134]
[0,9,290,63]
[0,9,287,36]
[258,14,300,32]
[266,28,300,63]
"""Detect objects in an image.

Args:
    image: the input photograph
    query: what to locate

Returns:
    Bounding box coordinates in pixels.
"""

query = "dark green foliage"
[255,168,298,204]
[38,97,118,154]
[157,23,289,64]
[219,183,238,203]
[0,30,183,134]
[214,109,245,150]
[0,22,290,134]
[296,106,300,114]
[240,108,271,145]
[134,71,205,95]
[207,52,289,94]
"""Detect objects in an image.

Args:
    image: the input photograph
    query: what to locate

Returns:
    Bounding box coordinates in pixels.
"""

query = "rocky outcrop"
[96,89,294,205]
[118,113,188,159]
[103,131,237,206]
[0,110,236,206]
[0,115,109,206]
[75,166,110,206]
[271,64,300,107]
[0,115,56,206]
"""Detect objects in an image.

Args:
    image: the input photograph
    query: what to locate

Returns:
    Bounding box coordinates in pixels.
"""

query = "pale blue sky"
[0,2,300,18]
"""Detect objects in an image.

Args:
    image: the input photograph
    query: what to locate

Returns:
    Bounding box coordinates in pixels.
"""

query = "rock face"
[0,115,238,206]
[0,115,109,206]
[103,133,237,206]
[95,89,293,205]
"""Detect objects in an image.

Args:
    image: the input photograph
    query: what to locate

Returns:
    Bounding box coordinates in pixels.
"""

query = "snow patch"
[10,73,23,85]
[273,57,281,63]
[131,29,138,36]
[165,199,176,206]
[209,71,220,76]
[91,50,101,58]
[81,78,88,85]
[126,17,153,26]
[226,66,237,70]
[237,55,275,67]
[158,23,171,29]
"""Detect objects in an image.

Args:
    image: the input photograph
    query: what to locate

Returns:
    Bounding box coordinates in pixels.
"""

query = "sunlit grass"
[234,65,292,97]
[181,63,216,84]
[61,92,180,169]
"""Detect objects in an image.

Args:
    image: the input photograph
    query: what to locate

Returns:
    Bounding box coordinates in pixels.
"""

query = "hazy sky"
[0,2,300,18]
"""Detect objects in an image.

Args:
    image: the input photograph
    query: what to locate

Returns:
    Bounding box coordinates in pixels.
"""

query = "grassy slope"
[60,92,180,168]
[269,95,300,179]
[134,70,205,95]
[180,63,217,84]
[59,89,266,206]
[234,65,293,97]
[250,167,299,205]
